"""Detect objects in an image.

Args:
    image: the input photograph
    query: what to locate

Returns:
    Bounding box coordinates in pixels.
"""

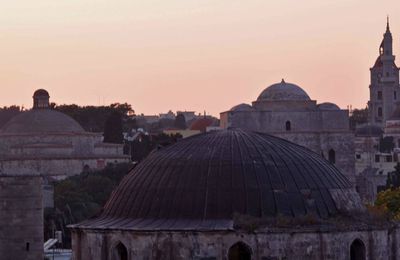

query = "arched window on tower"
[350,239,366,260]
[112,242,128,260]
[378,107,383,117]
[285,121,291,131]
[328,149,336,164]
[228,242,252,260]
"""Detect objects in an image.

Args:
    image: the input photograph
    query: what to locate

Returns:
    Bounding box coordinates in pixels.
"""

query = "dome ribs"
[88,129,359,230]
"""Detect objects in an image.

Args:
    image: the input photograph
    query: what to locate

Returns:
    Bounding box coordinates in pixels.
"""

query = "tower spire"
[387,15,390,31]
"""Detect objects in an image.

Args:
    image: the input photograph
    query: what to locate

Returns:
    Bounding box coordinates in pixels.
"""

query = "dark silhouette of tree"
[55,103,134,132]
[174,114,186,129]
[379,136,395,153]
[103,111,123,143]
[349,108,368,130]
[387,163,400,189]
[44,163,133,248]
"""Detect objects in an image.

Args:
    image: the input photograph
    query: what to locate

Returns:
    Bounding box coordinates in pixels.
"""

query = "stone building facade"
[219,79,355,181]
[368,19,400,127]
[0,89,129,179]
[70,129,399,260]
[0,89,129,259]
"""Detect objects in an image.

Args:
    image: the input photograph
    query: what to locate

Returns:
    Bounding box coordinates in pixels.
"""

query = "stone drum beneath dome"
[220,79,355,183]
[70,129,399,260]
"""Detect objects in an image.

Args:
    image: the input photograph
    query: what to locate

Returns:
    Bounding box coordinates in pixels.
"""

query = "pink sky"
[0,1,400,116]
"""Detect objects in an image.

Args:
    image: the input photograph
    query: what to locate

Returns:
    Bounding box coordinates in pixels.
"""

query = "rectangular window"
[378,91,382,100]
[386,155,393,162]
[355,154,361,159]
[378,107,383,117]
[375,155,380,162]
[395,91,397,100]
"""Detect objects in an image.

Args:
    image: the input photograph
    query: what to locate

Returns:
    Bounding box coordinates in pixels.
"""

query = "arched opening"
[328,149,336,164]
[228,242,252,260]
[350,239,366,260]
[285,121,291,131]
[112,242,128,260]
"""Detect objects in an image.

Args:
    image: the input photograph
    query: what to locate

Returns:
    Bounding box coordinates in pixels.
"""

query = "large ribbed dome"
[78,129,362,230]
[257,79,310,101]
[0,109,85,134]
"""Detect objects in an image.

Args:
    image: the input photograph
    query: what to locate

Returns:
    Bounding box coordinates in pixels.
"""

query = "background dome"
[257,79,311,101]
[230,103,254,112]
[85,129,362,230]
[0,109,85,134]
[318,102,340,111]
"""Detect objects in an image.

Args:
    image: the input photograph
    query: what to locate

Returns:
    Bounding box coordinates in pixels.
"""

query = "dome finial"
[281,78,285,83]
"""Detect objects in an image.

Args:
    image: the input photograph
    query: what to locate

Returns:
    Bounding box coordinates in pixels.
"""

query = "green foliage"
[379,136,395,153]
[349,108,368,130]
[55,103,134,132]
[103,111,123,143]
[45,163,133,248]
[375,188,400,221]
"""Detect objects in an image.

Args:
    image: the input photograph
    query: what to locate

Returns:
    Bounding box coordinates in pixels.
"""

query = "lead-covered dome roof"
[257,79,311,101]
[77,129,362,230]
[0,109,85,134]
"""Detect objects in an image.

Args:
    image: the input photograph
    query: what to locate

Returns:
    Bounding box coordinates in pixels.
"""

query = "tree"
[349,108,369,130]
[103,111,123,143]
[375,188,400,221]
[55,103,135,132]
[174,114,186,129]
[379,136,395,153]
[45,163,133,248]
[386,163,400,189]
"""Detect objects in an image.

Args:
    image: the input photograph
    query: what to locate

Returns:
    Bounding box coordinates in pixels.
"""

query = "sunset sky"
[0,1,400,116]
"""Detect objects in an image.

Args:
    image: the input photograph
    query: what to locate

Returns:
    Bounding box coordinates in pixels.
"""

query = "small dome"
[0,109,85,134]
[82,129,362,230]
[257,79,311,101]
[355,125,383,137]
[33,89,49,97]
[230,103,254,112]
[318,102,340,111]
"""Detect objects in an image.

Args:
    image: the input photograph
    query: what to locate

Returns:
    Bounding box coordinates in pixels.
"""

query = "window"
[375,155,380,162]
[350,239,366,260]
[378,107,383,117]
[328,149,336,164]
[386,155,393,162]
[386,72,390,77]
[112,242,128,260]
[395,91,397,100]
[228,242,252,260]
[378,91,382,100]
[285,121,291,131]
[26,242,30,252]
[355,154,361,159]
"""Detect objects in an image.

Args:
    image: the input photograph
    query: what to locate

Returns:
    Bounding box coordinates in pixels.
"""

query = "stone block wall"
[71,227,400,260]
[0,176,43,260]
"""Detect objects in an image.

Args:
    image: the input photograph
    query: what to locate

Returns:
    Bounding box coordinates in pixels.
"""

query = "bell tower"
[369,18,400,126]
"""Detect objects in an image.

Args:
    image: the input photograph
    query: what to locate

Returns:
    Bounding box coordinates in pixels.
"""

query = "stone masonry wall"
[71,227,400,260]
[0,176,43,260]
